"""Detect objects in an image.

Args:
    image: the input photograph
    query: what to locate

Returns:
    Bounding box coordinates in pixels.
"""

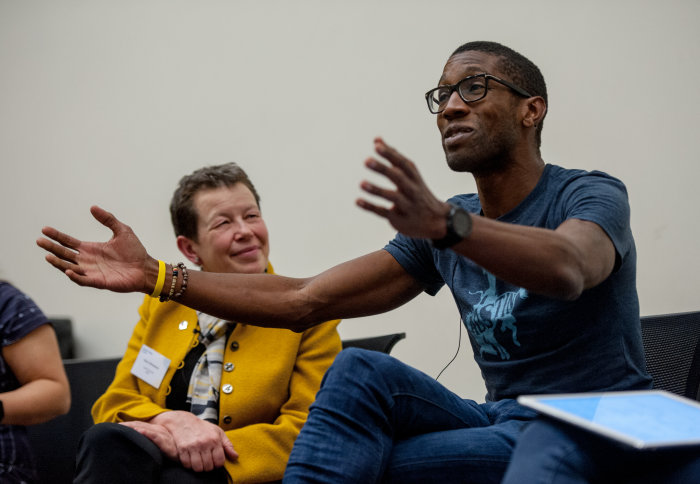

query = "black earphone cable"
[436,257,464,381]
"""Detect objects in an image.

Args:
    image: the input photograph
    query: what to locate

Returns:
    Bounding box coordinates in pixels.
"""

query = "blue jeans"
[501,416,700,484]
[283,348,537,484]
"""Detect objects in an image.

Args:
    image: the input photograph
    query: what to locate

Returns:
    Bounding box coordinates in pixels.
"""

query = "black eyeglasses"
[425,73,532,114]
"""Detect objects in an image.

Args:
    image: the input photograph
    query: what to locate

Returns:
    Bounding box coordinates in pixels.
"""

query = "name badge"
[131,345,171,389]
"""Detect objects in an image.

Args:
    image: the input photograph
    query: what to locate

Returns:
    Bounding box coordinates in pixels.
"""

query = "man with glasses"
[38,41,697,482]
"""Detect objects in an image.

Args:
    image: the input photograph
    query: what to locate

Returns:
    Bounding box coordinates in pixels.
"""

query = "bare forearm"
[178,271,316,329]
[137,256,317,328]
[454,215,613,300]
[145,251,422,331]
[1,379,70,425]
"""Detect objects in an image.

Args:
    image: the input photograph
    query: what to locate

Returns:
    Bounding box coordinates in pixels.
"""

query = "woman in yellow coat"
[74,163,341,484]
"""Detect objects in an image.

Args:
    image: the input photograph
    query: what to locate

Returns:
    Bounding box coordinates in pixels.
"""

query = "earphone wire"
[436,257,464,381]
[436,316,462,381]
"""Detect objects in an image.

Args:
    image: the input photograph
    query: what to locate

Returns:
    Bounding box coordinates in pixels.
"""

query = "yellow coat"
[92,291,341,483]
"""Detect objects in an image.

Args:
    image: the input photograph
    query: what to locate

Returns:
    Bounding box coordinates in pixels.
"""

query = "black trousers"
[74,422,228,484]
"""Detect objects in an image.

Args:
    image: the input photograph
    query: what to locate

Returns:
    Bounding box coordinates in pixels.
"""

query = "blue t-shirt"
[385,164,652,401]
[0,281,50,481]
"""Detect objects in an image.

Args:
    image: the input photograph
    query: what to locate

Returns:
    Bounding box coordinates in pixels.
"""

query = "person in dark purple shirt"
[0,281,70,483]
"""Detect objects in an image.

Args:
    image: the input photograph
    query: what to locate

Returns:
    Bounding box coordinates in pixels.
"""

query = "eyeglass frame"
[424,73,533,114]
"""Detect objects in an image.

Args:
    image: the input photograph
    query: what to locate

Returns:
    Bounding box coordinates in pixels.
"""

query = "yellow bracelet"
[150,260,167,298]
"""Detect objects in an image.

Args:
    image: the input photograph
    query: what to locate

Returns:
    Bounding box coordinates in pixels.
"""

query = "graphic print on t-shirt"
[465,271,528,360]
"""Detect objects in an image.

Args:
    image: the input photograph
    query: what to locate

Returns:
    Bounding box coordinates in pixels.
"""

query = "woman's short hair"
[169,162,261,240]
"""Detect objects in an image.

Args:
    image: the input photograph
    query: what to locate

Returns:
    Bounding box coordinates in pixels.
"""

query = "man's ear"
[176,235,201,266]
[521,96,547,129]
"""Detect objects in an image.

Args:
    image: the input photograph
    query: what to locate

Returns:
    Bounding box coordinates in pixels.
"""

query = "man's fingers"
[360,181,411,216]
[373,137,419,180]
[360,179,400,204]
[364,157,403,184]
[39,227,82,252]
[374,137,406,166]
[90,205,124,235]
[37,237,79,264]
[356,198,391,218]
[364,156,418,198]
[44,253,83,276]
[65,269,103,288]
[43,254,103,288]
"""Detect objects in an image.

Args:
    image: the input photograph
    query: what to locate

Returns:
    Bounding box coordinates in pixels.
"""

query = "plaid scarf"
[187,312,234,423]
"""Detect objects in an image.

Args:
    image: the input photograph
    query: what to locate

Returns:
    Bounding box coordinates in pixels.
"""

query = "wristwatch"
[432,204,473,249]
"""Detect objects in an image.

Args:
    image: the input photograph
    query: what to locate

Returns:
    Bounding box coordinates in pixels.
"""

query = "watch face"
[433,205,472,249]
[452,208,472,238]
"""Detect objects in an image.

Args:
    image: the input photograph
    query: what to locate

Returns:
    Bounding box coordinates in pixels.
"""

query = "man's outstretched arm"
[37,206,423,331]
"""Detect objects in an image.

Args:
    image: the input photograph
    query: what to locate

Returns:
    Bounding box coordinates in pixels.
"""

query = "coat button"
[229,341,239,351]
[222,384,233,394]
[224,362,234,372]
[223,416,232,425]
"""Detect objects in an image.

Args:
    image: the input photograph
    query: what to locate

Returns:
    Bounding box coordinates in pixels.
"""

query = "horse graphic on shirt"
[465,271,528,360]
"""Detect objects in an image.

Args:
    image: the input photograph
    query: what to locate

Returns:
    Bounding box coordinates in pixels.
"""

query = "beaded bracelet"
[173,262,188,299]
[159,264,179,302]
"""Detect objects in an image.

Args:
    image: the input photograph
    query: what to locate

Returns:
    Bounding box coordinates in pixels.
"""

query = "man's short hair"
[169,162,261,240]
[452,41,548,147]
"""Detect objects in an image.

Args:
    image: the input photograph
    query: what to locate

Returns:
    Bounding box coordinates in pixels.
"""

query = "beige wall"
[2,0,699,400]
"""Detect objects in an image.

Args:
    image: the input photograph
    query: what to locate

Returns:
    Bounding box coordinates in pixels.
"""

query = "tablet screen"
[518,390,700,449]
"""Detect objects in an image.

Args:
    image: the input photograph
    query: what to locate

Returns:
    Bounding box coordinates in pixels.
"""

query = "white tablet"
[518,390,700,449]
